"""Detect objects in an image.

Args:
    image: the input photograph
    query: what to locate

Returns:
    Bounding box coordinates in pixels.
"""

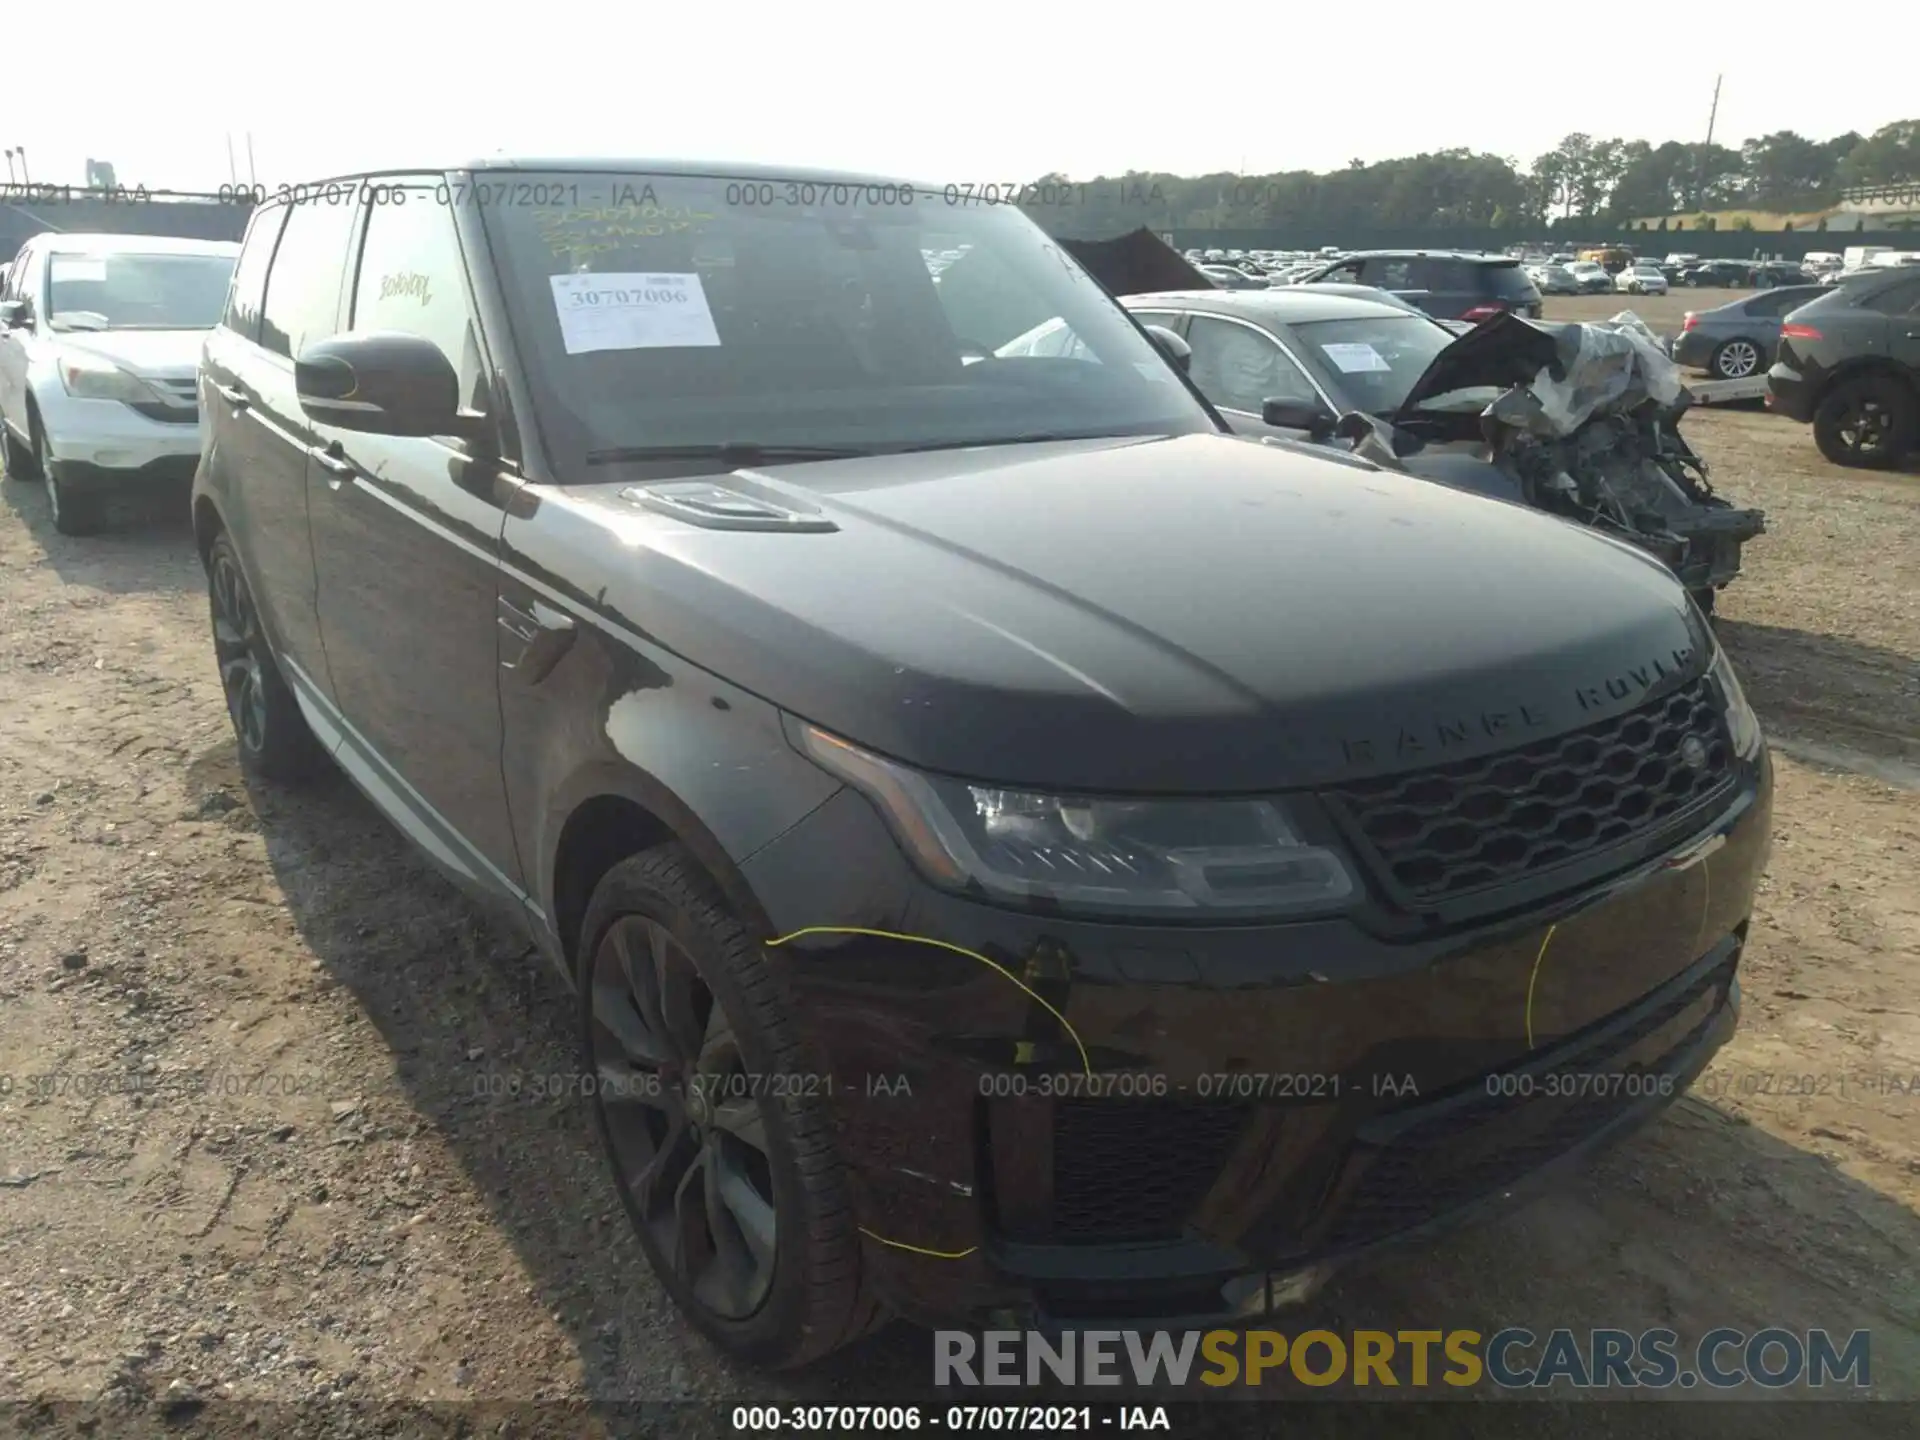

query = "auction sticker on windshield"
[50,256,109,283]
[549,272,721,354]
[1320,342,1391,374]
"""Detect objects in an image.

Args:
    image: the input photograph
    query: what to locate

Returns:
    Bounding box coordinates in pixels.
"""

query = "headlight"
[790,721,1357,920]
[1709,646,1763,759]
[59,350,165,404]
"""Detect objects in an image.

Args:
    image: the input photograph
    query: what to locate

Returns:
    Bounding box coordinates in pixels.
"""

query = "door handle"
[214,383,249,409]
[498,594,575,638]
[307,443,354,481]
[497,595,578,681]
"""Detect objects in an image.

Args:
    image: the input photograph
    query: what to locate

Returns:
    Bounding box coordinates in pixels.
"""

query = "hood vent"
[621,481,839,533]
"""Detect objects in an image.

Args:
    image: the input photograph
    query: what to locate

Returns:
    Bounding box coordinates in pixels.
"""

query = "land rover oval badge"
[1679,735,1708,771]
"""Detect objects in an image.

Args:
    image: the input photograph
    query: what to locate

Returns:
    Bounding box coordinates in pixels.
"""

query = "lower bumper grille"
[1324,949,1737,1249]
[1052,1100,1249,1244]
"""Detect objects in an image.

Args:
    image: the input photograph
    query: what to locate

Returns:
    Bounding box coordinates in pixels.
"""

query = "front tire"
[1,422,40,481]
[206,531,327,780]
[578,845,884,1367]
[40,428,104,536]
[1813,375,1916,469]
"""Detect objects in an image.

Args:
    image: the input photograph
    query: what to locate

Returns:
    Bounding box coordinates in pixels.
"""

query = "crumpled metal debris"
[1485,310,1686,438]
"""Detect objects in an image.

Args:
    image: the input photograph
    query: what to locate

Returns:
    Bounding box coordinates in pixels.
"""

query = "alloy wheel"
[210,552,269,756]
[1716,340,1761,379]
[1832,398,1891,460]
[589,914,778,1320]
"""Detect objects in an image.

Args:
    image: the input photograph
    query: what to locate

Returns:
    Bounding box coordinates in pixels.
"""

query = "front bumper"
[38,388,203,477]
[742,746,1772,1327]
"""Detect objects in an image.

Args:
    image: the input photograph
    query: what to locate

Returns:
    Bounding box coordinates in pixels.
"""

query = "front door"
[303,180,526,905]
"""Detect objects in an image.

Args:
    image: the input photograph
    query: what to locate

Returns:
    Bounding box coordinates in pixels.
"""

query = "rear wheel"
[1711,338,1762,380]
[206,531,327,780]
[578,845,884,1367]
[1813,375,1917,469]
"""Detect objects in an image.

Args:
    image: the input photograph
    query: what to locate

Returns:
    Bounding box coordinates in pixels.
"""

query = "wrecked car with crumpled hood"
[1037,229,1765,609]
[1330,309,1765,610]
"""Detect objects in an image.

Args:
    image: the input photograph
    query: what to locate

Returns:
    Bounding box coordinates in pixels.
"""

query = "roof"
[269,156,925,193]
[1121,288,1422,324]
[32,233,240,256]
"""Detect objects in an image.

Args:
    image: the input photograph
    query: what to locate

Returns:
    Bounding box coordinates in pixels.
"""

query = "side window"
[258,200,357,360]
[223,205,287,342]
[1186,317,1317,414]
[349,187,489,412]
[1366,258,1416,290]
[17,248,46,315]
[1862,277,1920,316]
[1319,260,1365,284]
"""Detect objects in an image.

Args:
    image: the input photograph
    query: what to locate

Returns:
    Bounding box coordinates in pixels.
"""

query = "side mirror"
[0,299,30,329]
[1262,396,1336,439]
[1142,324,1191,375]
[295,331,473,438]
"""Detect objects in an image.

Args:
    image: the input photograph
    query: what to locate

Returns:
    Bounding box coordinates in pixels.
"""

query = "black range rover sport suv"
[194,159,1772,1367]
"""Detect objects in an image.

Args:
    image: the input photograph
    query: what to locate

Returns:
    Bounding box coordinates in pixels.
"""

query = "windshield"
[46,252,236,331]
[477,170,1216,466]
[1289,315,1458,414]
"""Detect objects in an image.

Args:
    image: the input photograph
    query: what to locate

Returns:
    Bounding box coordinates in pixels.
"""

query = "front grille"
[1327,677,1733,905]
[1325,952,1735,1249]
[1053,1101,1249,1244]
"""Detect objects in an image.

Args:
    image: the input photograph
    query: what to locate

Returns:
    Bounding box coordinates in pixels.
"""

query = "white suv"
[0,232,239,534]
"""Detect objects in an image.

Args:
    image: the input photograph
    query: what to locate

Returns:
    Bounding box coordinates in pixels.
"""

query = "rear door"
[1867,275,1920,374]
[200,200,341,695]
[302,179,526,904]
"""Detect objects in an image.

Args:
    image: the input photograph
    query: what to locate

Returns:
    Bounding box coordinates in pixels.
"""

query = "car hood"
[1391,311,1564,423]
[49,328,209,378]
[549,433,1709,793]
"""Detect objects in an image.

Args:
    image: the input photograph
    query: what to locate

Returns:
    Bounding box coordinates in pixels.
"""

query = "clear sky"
[4,3,1909,193]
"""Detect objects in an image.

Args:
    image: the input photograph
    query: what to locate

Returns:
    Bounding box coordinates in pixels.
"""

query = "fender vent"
[622,482,839,533]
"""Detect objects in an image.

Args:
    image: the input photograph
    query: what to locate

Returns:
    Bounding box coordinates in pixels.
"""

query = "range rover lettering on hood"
[1576,645,1699,714]
[1337,644,1704,772]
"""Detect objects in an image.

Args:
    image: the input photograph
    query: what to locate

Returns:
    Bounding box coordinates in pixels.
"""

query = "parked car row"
[2,166,1774,1370]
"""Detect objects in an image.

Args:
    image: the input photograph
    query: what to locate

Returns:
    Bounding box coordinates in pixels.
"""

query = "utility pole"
[246,133,257,187]
[2,149,14,182]
[226,134,238,185]
[1694,73,1722,210]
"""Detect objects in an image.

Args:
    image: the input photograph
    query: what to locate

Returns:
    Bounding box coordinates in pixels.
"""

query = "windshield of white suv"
[477,171,1217,465]
[46,252,237,331]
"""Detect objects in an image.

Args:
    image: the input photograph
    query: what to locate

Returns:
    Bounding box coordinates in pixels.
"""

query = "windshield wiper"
[584,442,874,468]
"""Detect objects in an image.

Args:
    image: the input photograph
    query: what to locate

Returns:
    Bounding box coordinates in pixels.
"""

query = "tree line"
[1025,119,1919,236]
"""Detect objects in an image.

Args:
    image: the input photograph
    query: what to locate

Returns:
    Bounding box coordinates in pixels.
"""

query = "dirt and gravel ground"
[0,393,1916,1439]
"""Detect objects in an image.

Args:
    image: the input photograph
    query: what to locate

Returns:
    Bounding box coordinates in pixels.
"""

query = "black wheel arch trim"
[540,760,787,975]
